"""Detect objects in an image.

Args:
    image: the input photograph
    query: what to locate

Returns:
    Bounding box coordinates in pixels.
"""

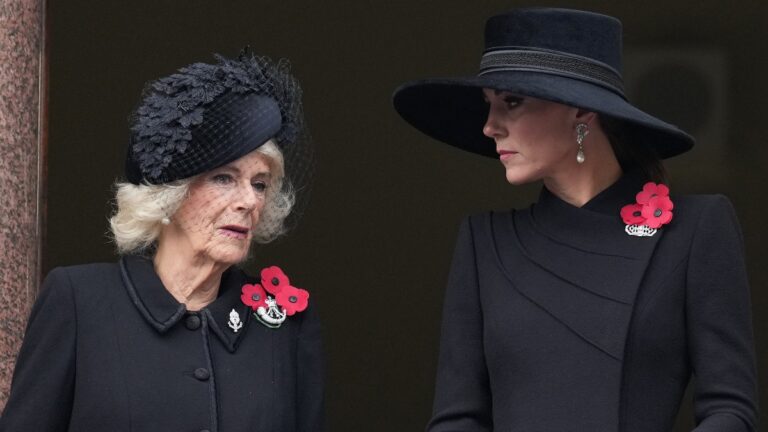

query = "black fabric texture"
[0,256,325,432]
[426,174,758,432]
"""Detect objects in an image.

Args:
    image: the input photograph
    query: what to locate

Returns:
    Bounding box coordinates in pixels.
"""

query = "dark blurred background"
[45,1,766,430]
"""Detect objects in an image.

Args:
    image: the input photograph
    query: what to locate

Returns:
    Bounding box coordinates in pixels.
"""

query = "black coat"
[0,255,324,432]
[427,174,758,432]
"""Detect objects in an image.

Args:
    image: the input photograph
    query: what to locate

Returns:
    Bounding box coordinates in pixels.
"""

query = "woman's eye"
[212,173,233,184]
[504,96,523,108]
[252,181,268,193]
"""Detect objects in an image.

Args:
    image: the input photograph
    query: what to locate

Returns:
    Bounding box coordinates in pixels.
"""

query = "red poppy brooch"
[240,266,309,329]
[620,182,674,237]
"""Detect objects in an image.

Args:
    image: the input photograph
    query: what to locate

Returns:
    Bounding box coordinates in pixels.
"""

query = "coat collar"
[119,255,253,353]
[487,171,664,360]
[530,170,652,257]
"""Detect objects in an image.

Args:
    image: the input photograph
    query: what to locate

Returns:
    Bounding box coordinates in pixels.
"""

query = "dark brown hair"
[599,115,668,184]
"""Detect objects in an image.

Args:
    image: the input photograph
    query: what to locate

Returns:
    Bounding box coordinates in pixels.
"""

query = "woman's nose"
[482,108,506,139]
[235,183,258,212]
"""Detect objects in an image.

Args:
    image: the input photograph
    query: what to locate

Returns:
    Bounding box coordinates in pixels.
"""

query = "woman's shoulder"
[673,192,732,208]
[45,261,121,281]
[462,209,517,224]
[450,210,517,245]
[27,262,124,323]
[672,193,738,223]
[668,194,743,244]
[41,261,124,298]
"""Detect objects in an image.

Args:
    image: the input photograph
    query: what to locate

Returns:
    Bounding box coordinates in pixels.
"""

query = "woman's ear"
[575,108,597,125]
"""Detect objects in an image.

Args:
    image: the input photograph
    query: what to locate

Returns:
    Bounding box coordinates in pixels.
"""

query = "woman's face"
[164,147,273,266]
[482,88,580,185]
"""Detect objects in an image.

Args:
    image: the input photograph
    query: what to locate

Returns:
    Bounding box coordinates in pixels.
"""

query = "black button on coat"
[427,174,758,432]
[0,256,324,432]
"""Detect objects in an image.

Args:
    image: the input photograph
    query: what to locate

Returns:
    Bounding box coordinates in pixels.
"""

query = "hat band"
[479,49,625,96]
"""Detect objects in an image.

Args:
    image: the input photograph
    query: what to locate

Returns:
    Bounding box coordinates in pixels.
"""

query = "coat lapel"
[487,174,664,360]
[120,256,187,332]
[120,255,254,353]
[204,268,254,353]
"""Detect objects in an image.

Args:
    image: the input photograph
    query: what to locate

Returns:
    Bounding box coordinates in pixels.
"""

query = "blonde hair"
[109,141,294,254]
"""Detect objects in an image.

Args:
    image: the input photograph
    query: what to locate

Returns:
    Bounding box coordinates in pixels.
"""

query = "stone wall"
[0,0,44,408]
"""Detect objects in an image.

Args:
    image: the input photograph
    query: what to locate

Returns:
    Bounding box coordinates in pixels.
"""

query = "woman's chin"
[206,245,250,266]
[504,170,537,186]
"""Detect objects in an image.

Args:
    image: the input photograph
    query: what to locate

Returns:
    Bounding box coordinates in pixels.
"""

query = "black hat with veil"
[124,49,315,236]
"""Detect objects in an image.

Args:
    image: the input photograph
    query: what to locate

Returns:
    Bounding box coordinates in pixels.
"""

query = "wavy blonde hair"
[109,141,294,254]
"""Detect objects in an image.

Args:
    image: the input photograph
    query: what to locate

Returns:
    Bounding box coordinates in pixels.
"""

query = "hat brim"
[392,72,694,159]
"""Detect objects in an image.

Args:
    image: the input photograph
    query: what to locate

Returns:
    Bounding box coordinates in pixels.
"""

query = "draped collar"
[119,255,254,353]
[487,171,663,360]
[530,170,650,256]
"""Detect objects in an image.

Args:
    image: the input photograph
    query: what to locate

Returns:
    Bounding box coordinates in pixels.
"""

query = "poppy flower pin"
[620,182,674,237]
[240,266,310,329]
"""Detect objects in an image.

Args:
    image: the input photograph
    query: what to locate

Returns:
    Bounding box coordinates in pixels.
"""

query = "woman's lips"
[498,150,518,161]
[219,225,250,239]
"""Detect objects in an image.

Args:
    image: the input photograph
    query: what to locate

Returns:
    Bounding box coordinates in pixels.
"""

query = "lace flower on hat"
[130,51,304,183]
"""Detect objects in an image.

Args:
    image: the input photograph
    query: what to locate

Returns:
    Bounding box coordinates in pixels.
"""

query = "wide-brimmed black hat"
[393,8,694,159]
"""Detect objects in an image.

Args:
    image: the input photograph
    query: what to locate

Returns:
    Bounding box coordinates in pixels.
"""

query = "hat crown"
[485,8,623,75]
[391,7,695,161]
[125,54,305,185]
[159,92,282,183]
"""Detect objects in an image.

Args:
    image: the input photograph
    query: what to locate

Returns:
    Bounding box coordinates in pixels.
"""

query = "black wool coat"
[0,255,324,432]
[427,174,758,432]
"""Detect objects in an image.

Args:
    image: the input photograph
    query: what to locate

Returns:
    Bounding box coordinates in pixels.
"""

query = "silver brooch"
[227,308,243,333]
[255,297,287,329]
[625,224,657,237]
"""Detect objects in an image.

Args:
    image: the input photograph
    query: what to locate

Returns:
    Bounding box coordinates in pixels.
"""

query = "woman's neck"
[543,135,623,207]
[153,243,227,311]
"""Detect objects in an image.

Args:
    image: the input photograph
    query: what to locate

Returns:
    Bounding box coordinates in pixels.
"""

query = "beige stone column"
[0,0,46,408]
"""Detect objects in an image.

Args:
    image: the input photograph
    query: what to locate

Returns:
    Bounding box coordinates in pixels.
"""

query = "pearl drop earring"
[575,123,589,164]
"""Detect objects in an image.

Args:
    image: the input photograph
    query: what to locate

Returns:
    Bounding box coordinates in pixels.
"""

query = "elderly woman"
[0,52,323,432]
[393,8,757,432]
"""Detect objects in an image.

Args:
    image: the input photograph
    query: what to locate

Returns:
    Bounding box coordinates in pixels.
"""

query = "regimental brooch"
[240,266,309,329]
[227,309,243,333]
[620,182,674,237]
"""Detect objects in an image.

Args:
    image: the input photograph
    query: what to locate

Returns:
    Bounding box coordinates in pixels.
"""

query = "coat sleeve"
[686,196,758,432]
[0,267,77,432]
[296,300,325,432]
[427,217,492,432]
